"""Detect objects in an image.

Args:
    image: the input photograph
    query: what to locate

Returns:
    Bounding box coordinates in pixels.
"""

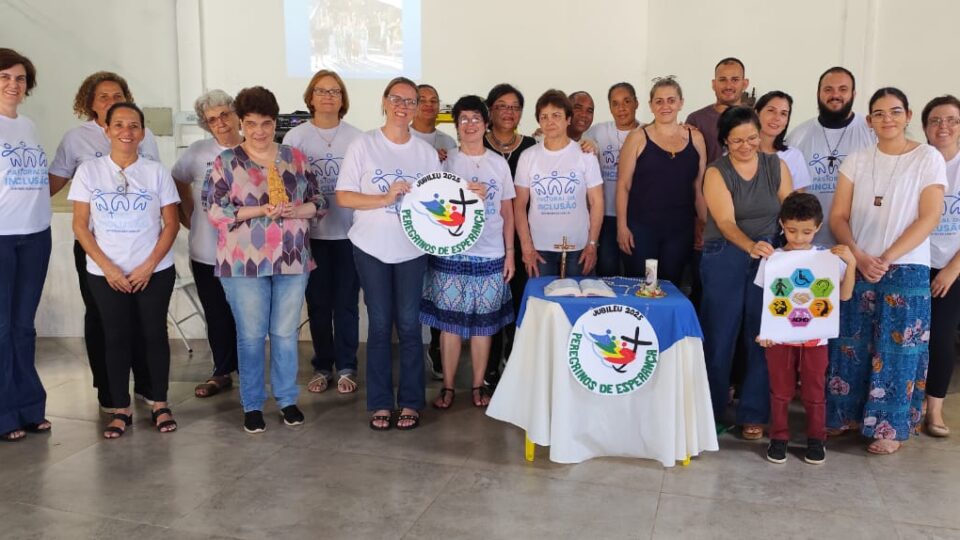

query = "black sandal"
[194,376,232,398]
[151,408,177,433]
[23,419,52,433]
[1,430,26,442]
[103,413,132,439]
[432,387,455,409]
[396,412,421,431]
[369,413,392,431]
[471,386,492,408]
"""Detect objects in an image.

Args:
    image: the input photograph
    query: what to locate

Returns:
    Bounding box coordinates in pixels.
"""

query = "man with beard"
[686,57,750,164]
[785,67,875,243]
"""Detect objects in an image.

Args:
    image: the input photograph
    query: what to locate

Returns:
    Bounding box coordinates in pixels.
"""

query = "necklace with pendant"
[820,124,849,167]
[871,140,908,207]
[316,122,341,148]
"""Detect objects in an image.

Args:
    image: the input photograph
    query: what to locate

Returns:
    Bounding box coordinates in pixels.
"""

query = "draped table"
[486,277,718,467]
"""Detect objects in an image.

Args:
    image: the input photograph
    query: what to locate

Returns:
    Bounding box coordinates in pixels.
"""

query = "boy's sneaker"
[426,347,443,380]
[280,405,305,426]
[804,439,826,465]
[243,411,266,434]
[766,439,788,464]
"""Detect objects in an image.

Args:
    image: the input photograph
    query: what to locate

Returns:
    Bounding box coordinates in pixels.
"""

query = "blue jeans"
[700,237,771,425]
[0,228,51,434]
[537,249,589,277]
[353,247,427,411]
[220,273,309,412]
[306,239,359,377]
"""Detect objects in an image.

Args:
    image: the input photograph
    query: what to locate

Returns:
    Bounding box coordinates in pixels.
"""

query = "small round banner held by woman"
[400,171,485,256]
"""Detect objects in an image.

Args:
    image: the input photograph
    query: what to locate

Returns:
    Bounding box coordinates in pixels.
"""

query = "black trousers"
[928,267,960,398]
[86,267,175,409]
[74,241,153,406]
[190,260,238,377]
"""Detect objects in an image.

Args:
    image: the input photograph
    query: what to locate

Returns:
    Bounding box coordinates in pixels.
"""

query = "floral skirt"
[826,265,930,441]
[419,255,514,339]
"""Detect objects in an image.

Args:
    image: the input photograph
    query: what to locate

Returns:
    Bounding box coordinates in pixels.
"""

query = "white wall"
[5,0,960,336]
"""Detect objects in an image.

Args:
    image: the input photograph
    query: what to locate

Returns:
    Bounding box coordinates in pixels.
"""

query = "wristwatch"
[587,240,598,247]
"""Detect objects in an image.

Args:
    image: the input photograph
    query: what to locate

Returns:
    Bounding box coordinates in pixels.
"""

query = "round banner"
[567,304,660,396]
[399,171,485,256]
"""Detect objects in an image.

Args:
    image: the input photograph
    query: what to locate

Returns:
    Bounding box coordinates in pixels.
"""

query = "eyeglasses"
[928,116,960,127]
[538,111,566,122]
[726,134,760,146]
[386,94,418,108]
[458,116,485,125]
[869,108,906,121]
[205,111,234,126]
[313,88,342,98]
[493,104,522,113]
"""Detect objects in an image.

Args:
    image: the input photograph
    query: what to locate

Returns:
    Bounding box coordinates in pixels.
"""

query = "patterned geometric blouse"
[203,144,324,277]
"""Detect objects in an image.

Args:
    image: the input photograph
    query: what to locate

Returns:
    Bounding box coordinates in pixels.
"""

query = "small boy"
[754,192,856,465]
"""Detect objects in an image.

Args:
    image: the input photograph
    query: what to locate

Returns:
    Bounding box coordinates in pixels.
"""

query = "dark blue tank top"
[627,127,700,230]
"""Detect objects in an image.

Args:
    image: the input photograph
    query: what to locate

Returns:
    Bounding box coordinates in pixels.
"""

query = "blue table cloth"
[517,277,703,351]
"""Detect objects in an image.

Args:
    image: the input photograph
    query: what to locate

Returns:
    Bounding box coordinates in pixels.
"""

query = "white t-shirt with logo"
[67,155,180,275]
[49,120,161,179]
[931,152,960,269]
[336,129,442,263]
[777,146,812,191]
[443,149,516,259]
[753,246,847,346]
[840,143,948,266]
[585,121,631,217]
[0,114,52,234]
[282,120,362,240]
[514,140,604,252]
[785,115,876,243]
[411,127,458,151]
[171,138,228,265]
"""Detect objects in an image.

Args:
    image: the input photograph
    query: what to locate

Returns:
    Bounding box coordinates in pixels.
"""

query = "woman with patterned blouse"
[203,86,324,434]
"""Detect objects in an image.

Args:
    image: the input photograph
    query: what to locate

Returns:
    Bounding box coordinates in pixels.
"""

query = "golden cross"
[553,235,575,279]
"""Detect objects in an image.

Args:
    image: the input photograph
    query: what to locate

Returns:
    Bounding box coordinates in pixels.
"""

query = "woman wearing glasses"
[171,90,242,400]
[204,86,323,434]
[421,95,514,409]
[922,95,960,438]
[68,103,181,438]
[337,77,441,430]
[700,106,793,439]
[283,70,362,396]
[827,88,946,454]
[514,89,604,278]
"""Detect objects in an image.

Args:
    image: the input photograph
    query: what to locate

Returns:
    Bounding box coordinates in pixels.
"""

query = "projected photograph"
[285,0,421,79]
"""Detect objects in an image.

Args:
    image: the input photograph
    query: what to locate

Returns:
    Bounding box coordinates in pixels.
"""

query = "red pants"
[765,344,827,441]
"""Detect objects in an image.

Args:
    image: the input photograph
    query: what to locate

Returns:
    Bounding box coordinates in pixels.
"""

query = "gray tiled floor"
[2,338,959,540]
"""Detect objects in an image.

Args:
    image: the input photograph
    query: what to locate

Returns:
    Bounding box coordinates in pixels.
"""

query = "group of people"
[1,49,957,465]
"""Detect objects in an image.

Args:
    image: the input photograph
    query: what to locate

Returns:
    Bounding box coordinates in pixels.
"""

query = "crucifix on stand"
[554,236,575,278]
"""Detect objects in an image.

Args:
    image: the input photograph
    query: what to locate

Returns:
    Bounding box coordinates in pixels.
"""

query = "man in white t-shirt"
[585,82,640,276]
[411,84,457,162]
[786,67,876,244]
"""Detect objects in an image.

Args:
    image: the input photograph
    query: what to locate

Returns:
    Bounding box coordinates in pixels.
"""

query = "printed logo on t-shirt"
[91,187,153,233]
[371,168,419,214]
[308,153,343,195]
[934,189,960,236]
[806,150,846,194]
[2,141,48,190]
[600,144,619,183]
[531,169,580,215]
[472,175,500,216]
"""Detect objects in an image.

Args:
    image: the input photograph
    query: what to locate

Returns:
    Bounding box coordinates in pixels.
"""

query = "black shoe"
[804,439,826,465]
[426,347,443,381]
[243,411,266,434]
[280,405,305,426]
[766,439,788,464]
[483,363,502,389]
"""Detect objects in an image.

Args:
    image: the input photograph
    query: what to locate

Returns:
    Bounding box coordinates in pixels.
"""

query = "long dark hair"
[754,90,794,152]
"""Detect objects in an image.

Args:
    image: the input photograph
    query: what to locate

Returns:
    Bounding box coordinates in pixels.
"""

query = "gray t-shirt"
[704,153,782,242]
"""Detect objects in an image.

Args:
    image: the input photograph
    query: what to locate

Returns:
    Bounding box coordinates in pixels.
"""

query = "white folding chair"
[168,268,205,355]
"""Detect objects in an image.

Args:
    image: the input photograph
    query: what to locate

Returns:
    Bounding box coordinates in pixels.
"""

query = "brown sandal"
[472,386,492,407]
[195,376,232,398]
[741,424,764,440]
